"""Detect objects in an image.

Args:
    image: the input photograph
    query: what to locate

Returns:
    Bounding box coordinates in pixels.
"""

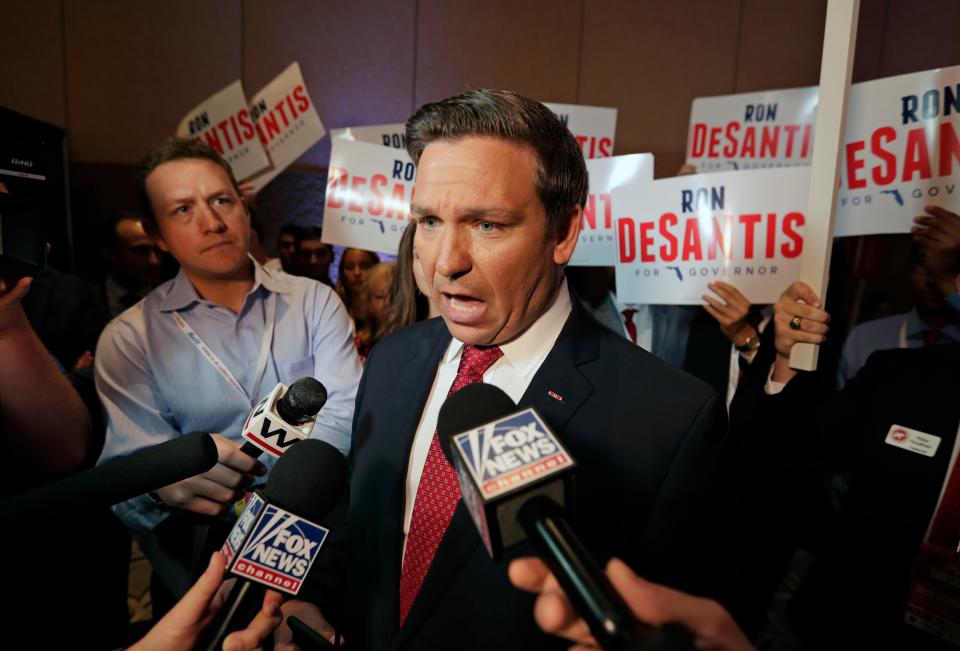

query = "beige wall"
[3,0,960,176]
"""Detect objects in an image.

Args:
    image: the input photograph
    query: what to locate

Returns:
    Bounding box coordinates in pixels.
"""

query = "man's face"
[412,137,579,345]
[278,233,296,267]
[111,218,162,287]
[144,158,250,281]
[297,237,333,281]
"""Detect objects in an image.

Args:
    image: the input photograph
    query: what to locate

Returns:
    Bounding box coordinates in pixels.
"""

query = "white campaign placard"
[687,86,818,172]
[246,62,326,192]
[321,139,414,254]
[544,103,617,159]
[614,167,809,305]
[569,153,654,266]
[331,123,407,149]
[687,65,960,237]
[175,80,271,181]
[836,65,960,236]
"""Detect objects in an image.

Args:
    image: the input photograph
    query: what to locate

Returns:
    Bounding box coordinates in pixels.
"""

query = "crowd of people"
[1,88,958,651]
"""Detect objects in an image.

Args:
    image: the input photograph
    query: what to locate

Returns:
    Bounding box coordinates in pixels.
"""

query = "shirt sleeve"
[308,287,362,456]
[94,311,179,532]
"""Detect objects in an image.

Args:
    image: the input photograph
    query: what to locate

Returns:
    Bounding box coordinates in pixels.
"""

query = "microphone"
[239,377,327,458]
[198,438,348,651]
[437,384,694,651]
[0,432,218,529]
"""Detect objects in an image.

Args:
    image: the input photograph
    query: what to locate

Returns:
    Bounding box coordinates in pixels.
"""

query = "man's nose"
[198,202,227,233]
[434,227,471,280]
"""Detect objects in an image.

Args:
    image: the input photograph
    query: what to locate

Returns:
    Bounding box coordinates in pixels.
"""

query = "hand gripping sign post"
[569,153,655,267]
[321,138,415,254]
[790,0,859,372]
[544,103,618,159]
[613,167,809,305]
[176,80,271,181]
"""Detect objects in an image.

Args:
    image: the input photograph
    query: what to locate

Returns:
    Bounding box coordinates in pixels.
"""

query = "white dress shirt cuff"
[764,363,787,395]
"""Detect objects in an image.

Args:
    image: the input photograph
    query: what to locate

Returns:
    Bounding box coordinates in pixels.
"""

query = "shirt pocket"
[276,354,315,384]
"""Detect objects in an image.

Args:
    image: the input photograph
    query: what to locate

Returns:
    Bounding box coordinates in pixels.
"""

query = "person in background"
[96,211,164,319]
[335,247,380,334]
[295,225,334,286]
[355,262,395,359]
[275,222,301,273]
[380,220,440,339]
[837,205,960,388]
[247,209,279,271]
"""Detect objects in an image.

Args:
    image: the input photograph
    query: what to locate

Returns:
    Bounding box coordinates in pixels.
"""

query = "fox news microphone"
[197,438,348,651]
[239,377,327,458]
[437,384,695,651]
[0,432,217,529]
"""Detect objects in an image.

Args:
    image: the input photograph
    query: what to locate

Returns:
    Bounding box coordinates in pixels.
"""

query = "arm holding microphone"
[509,556,755,651]
[0,275,92,476]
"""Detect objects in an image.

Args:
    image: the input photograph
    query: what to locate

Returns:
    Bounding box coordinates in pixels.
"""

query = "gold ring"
[789,315,803,330]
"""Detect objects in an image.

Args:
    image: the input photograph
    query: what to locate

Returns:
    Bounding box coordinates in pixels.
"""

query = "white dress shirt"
[612,292,654,353]
[401,278,573,553]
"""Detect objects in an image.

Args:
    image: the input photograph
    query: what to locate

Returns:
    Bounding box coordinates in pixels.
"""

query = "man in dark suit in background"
[275,89,744,650]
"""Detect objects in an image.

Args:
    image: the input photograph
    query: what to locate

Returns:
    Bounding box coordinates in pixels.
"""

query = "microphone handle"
[518,497,695,651]
[198,580,264,651]
[241,441,263,458]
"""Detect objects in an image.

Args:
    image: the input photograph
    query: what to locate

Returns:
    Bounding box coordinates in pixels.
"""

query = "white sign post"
[791,0,859,372]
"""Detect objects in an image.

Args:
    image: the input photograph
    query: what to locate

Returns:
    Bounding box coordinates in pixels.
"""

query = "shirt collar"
[444,277,573,380]
[158,254,291,312]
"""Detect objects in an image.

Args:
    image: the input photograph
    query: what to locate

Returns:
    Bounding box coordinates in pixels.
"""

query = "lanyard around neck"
[172,291,277,406]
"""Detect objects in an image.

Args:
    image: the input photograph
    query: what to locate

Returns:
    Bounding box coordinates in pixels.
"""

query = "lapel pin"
[547,390,564,402]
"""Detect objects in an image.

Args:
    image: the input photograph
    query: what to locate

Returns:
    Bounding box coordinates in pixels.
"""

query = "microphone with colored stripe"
[197,437,348,651]
[437,384,695,651]
[0,431,218,528]
[239,377,327,458]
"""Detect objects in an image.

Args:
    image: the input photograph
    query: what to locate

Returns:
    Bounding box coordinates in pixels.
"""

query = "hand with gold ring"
[773,281,831,383]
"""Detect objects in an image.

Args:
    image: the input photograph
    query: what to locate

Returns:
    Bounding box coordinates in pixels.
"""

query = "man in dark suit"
[731,276,960,650]
[275,89,744,650]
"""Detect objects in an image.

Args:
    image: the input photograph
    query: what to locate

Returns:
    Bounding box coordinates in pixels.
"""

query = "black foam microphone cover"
[276,377,328,425]
[264,438,348,522]
[437,382,517,464]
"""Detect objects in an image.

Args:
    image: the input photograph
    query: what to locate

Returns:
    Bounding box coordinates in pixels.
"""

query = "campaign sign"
[230,503,329,595]
[569,153,655,266]
[687,66,960,236]
[245,62,327,193]
[242,383,315,458]
[836,65,960,236]
[322,138,415,254]
[686,86,818,173]
[614,167,809,305]
[221,491,265,566]
[545,102,617,159]
[453,408,574,501]
[331,122,407,150]
[176,80,271,181]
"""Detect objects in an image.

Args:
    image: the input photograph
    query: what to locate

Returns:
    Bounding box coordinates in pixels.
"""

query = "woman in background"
[356,262,395,360]
[335,247,380,334]
[380,221,440,340]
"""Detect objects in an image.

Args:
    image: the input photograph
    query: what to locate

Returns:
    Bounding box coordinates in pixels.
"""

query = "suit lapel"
[392,304,599,648]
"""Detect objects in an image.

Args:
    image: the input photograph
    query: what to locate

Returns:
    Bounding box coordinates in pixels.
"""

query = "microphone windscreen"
[437,383,517,465]
[0,431,218,526]
[277,377,327,423]
[264,439,347,522]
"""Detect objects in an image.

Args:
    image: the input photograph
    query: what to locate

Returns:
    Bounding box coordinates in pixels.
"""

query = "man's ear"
[142,218,169,253]
[553,206,582,265]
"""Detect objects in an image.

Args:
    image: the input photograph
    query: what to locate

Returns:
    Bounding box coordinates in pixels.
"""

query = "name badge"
[885,424,941,458]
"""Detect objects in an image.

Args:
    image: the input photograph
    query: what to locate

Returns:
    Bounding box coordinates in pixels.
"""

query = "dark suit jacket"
[344,299,745,650]
[730,344,960,649]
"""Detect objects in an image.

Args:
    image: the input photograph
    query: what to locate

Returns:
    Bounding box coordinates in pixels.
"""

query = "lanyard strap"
[172,292,276,405]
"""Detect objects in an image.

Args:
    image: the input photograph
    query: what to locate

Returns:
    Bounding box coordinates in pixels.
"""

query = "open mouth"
[441,291,486,324]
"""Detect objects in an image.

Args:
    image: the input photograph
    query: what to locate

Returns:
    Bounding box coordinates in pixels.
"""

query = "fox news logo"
[232,504,329,595]
[221,492,265,565]
[454,409,573,499]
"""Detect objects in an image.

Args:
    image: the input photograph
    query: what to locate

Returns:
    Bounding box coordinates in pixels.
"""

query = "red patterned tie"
[622,309,638,344]
[398,344,504,624]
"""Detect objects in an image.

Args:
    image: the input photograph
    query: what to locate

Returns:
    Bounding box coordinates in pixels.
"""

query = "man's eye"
[478,221,498,233]
[214,197,233,206]
[419,216,439,230]
[174,205,190,215]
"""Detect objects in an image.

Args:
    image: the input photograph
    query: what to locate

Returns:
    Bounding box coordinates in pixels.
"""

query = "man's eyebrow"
[410,204,517,219]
